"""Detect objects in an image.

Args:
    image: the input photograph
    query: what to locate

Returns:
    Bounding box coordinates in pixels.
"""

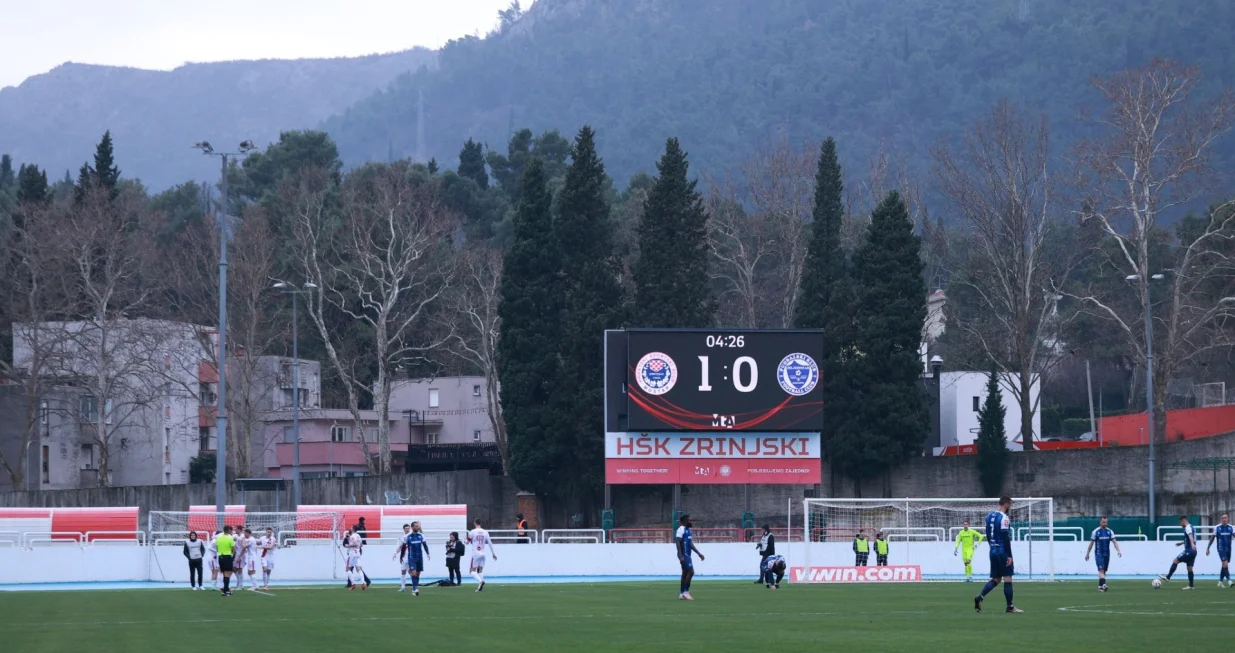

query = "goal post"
[147,511,344,544]
[801,498,1055,581]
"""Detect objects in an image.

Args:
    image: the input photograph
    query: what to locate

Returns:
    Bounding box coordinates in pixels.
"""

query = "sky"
[0,0,528,89]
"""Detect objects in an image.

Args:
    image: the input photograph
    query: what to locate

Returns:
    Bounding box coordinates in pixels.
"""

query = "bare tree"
[1071,58,1235,443]
[934,99,1085,443]
[443,245,509,471]
[289,164,456,473]
[706,142,814,329]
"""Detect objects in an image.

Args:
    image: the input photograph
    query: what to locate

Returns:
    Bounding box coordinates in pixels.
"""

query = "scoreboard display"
[605,329,824,432]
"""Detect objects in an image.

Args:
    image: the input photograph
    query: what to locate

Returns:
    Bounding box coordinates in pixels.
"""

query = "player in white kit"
[395,523,412,591]
[467,518,497,592]
[242,528,260,590]
[259,527,277,590]
[345,528,366,591]
[207,531,221,591]
[233,529,248,588]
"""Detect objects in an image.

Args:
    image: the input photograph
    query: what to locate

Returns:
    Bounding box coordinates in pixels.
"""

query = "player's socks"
[1166,562,1178,580]
[1187,570,1194,587]
[1003,582,1014,608]
[223,576,230,593]
[412,575,419,591]
[400,574,407,589]
[978,579,998,598]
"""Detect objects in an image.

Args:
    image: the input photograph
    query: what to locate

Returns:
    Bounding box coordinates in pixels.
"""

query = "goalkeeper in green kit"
[953,520,985,582]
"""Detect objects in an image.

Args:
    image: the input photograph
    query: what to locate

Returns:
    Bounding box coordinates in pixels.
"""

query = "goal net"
[801,498,1054,581]
[148,511,344,545]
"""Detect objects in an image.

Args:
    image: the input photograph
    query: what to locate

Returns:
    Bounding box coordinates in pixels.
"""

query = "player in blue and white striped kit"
[1158,515,1198,590]
[1084,517,1122,592]
[974,496,1022,614]
[1207,513,1234,588]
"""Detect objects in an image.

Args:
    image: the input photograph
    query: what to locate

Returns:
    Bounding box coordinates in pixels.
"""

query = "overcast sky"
[0,0,527,89]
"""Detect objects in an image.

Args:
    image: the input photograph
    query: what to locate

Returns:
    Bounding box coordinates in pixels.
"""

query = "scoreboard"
[605,329,824,432]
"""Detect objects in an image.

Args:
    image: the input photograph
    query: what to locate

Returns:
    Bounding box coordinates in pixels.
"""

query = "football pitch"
[1,580,1230,651]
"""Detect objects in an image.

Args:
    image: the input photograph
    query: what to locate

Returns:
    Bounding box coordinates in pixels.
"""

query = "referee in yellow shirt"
[215,525,236,596]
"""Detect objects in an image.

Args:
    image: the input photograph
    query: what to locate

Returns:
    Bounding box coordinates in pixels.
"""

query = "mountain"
[0,50,435,190]
[322,0,1235,187]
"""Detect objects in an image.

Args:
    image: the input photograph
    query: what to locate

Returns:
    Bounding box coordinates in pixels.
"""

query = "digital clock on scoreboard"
[605,329,824,432]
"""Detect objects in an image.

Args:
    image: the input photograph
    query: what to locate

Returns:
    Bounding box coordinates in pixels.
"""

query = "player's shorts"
[989,554,1014,579]
[347,554,362,569]
[245,557,257,573]
[400,559,410,573]
[218,555,234,572]
[262,558,274,572]
[1094,554,1109,572]
[679,556,693,571]
[408,558,424,573]
[208,556,219,572]
[855,552,869,566]
[472,555,486,571]
[1176,551,1198,565]
[1220,550,1231,563]
[960,549,974,564]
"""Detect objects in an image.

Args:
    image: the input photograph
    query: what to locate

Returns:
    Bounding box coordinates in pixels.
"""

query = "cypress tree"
[93,130,121,197]
[837,191,928,492]
[427,158,439,175]
[497,157,564,495]
[554,126,624,502]
[632,138,715,327]
[16,164,49,205]
[976,363,1010,496]
[794,137,845,329]
[458,138,489,189]
[0,155,13,190]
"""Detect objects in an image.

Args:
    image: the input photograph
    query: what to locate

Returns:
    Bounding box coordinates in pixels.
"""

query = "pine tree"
[0,155,13,190]
[427,158,439,175]
[498,157,565,495]
[836,191,928,491]
[554,126,625,502]
[15,164,49,204]
[458,138,489,189]
[632,138,715,327]
[976,363,1010,496]
[93,130,121,197]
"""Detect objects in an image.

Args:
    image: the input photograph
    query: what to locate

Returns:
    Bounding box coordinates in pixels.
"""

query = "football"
[1151,578,1163,589]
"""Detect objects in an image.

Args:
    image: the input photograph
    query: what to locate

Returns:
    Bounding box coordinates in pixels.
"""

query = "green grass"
[2,580,1231,652]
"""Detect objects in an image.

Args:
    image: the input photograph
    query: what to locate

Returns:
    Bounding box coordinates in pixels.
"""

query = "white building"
[937,371,1040,453]
[12,319,211,487]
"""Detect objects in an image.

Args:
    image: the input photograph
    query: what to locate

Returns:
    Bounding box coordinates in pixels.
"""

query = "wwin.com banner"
[790,565,922,583]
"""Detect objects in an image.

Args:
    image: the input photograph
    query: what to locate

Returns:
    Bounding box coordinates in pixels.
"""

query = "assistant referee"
[215,525,236,596]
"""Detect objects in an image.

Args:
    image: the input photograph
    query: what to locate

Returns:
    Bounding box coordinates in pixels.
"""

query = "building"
[389,376,502,472]
[260,408,406,478]
[923,289,947,343]
[220,355,322,478]
[12,319,214,487]
[937,371,1041,454]
[0,383,97,491]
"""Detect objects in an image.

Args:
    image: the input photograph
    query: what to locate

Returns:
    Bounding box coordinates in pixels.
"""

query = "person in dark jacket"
[445,532,465,585]
[183,531,205,590]
[755,525,776,583]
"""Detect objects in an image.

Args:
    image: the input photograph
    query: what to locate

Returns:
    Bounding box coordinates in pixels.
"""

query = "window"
[199,383,217,406]
[473,385,482,397]
[41,445,49,484]
[283,426,295,443]
[199,427,211,451]
[81,396,99,423]
[81,445,94,470]
[473,430,482,442]
[331,426,351,443]
[428,389,440,408]
[426,432,439,444]
[40,400,48,425]
[973,396,980,412]
[164,427,171,463]
[105,399,113,424]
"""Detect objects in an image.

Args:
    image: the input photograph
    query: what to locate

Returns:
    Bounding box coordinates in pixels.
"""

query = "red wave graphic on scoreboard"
[626,367,822,430]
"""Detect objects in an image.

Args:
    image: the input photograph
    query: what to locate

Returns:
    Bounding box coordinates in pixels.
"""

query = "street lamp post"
[1127,272,1165,524]
[272,280,317,509]
[194,140,255,525]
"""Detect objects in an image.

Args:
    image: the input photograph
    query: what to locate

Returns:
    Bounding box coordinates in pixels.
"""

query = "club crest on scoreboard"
[635,351,678,395]
[777,353,819,396]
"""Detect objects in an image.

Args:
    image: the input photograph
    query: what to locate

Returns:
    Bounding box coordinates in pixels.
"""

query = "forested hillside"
[325,0,1235,185]
[0,49,435,190]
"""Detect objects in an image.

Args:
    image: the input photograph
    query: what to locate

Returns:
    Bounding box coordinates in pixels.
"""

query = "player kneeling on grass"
[259,527,277,590]
[1158,516,1198,590]
[1207,513,1234,588]
[974,496,1022,614]
[763,554,786,589]
[1084,517,1121,592]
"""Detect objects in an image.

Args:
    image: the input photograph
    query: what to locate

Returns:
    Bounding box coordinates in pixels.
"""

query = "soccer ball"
[1151,578,1162,589]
